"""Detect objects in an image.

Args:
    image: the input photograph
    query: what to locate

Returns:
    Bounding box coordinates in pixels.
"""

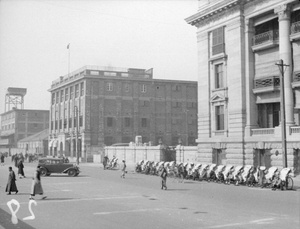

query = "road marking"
[0,195,142,206]
[44,189,72,192]
[93,208,162,215]
[44,182,90,185]
[208,218,275,228]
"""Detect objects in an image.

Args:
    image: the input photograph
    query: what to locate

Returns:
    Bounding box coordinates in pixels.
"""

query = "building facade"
[186,0,300,173]
[17,129,49,156]
[48,66,197,161]
[0,109,50,152]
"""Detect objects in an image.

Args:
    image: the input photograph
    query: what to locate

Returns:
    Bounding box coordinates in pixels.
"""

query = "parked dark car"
[38,158,80,177]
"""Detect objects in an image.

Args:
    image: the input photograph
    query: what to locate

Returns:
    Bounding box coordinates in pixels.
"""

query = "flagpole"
[67,43,70,76]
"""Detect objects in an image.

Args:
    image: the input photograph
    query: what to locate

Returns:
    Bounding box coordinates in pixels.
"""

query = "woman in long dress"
[6,167,18,195]
[30,166,46,200]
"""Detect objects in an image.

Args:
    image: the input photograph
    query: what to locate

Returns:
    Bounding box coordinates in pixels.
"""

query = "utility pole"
[275,59,289,168]
[74,106,79,165]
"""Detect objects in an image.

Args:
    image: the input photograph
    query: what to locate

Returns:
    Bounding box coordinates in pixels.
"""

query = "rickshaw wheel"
[286,176,293,190]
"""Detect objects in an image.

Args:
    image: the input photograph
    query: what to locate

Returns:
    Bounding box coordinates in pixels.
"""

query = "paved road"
[0,162,299,229]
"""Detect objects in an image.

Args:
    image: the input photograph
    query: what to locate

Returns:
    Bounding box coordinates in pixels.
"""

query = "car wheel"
[68,169,76,177]
[40,168,47,176]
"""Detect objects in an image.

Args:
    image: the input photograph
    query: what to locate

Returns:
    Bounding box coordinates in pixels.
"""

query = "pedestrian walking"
[160,166,168,190]
[29,166,47,200]
[17,160,26,178]
[120,160,126,178]
[103,155,109,170]
[14,154,18,168]
[5,167,18,195]
[0,153,5,166]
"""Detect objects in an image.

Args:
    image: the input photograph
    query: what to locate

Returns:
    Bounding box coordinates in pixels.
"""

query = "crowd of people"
[4,152,47,200]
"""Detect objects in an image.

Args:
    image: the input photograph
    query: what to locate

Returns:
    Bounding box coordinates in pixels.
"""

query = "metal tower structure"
[5,87,27,112]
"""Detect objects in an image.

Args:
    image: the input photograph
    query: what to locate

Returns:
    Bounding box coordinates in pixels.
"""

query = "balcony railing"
[294,72,300,82]
[253,30,279,46]
[291,21,300,34]
[252,128,275,135]
[254,76,280,89]
[291,126,300,134]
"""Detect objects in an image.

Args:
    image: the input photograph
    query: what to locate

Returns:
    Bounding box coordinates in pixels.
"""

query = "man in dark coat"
[18,160,25,178]
[0,153,5,166]
[103,155,109,170]
[160,166,168,190]
[6,167,18,195]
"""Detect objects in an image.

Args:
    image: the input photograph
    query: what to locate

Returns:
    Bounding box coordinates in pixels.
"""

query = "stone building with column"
[186,0,300,173]
[48,66,197,162]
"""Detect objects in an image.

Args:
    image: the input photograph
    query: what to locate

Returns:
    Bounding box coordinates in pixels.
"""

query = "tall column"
[245,18,258,136]
[275,4,294,125]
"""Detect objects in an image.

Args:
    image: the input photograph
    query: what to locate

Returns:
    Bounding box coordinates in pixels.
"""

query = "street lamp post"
[275,59,289,168]
[185,110,189,146]
[74,106,79,165]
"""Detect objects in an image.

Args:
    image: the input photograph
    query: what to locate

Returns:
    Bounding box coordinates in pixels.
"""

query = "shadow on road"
[0,207,36,229]
[42,197,76,201]
[43,175,90,178]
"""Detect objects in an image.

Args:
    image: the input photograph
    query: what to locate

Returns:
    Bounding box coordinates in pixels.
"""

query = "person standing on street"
[0,153,5,166]
[18,160,25,178]
[103,155,109,170]
[121,160,126,178]
[6,167,18,195]
[29,166,47,200]
[160,166,168,190]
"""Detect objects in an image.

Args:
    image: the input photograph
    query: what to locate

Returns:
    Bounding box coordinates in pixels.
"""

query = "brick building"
[0,109,49,152]
[49,66,197,162]
[186,0,300,173]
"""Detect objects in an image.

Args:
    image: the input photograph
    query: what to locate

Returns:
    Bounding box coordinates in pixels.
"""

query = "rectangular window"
[70,86,73,99]
[65,88,69,101]
[56,92,59,104]
[79,115,83,127]
[107,117,113,127]
[215,64,224,89]
[258,103,280,128]
[60,90,64,102]
[212,27,224,55]
[141,118,147,128]
[64,119,67,129]
[69,118,72,128]
[52,93,55,105]
[106,83,113,91]
[141,84,146,93]
[74,117,77,127]
[172,102,181,108]
[59,119,62,129]
[140,100,150,107]
[172,85,181,91]
[124,117,131,127]
[124,84,129,92]
[75,84,79,98]
[80,82,84,96]
[216,105,224,130]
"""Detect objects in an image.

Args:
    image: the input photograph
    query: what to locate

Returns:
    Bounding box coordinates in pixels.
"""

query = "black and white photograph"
[0,0,300,228]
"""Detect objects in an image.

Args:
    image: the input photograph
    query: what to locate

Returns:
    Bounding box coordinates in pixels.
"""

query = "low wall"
[93,145,166,166]
[176,145,198,163]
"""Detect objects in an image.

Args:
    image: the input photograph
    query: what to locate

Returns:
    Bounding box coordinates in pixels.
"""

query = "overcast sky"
[0,0,198,115]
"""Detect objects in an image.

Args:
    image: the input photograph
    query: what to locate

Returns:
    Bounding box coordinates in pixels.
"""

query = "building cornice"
[185,0,248,27]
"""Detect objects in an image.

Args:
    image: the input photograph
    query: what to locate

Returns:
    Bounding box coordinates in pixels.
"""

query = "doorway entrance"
[253,149,271,168]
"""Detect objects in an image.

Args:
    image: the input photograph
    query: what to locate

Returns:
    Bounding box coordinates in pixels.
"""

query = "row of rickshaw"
[135,160,294,190]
